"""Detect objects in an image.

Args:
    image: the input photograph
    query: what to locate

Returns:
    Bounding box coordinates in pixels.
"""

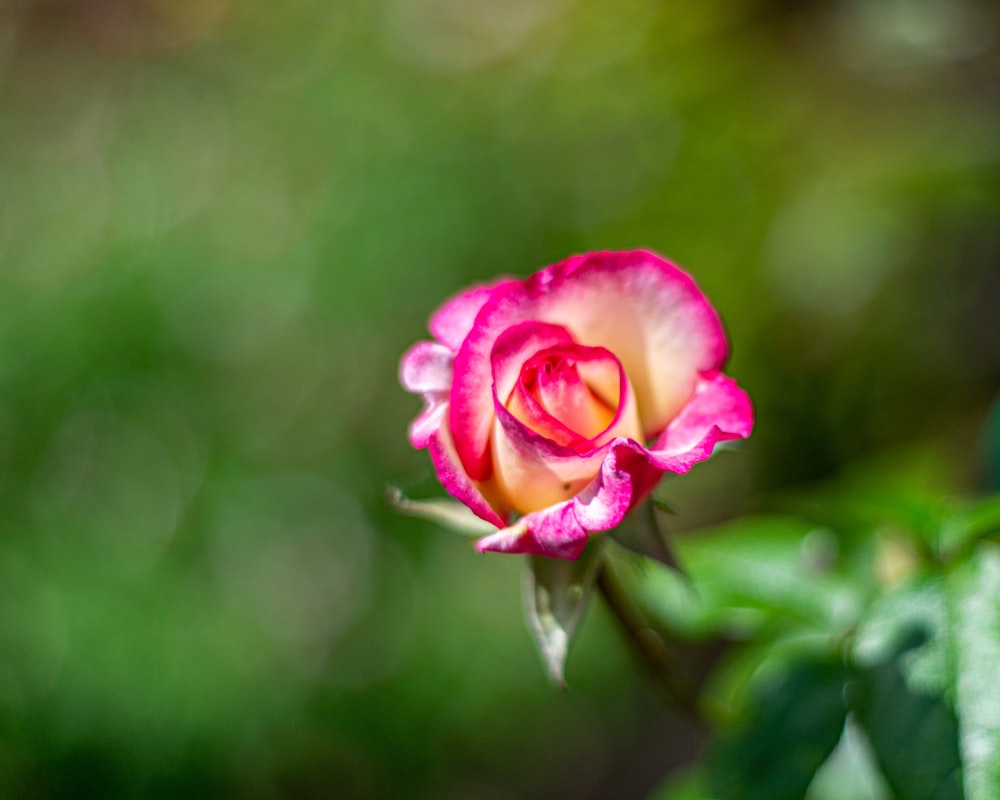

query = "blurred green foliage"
[0,0,998,797]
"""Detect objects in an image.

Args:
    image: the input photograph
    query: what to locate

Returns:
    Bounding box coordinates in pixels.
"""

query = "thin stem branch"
[596,561,704,723]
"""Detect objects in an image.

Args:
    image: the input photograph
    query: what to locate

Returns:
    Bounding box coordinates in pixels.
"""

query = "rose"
[400,250,753,560]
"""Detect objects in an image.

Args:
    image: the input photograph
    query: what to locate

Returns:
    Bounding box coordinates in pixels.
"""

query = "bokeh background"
[1,0,998,797]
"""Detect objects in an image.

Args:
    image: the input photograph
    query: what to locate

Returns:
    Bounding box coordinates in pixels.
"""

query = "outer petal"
[409,403,448,450]
[647,371,754,469]
[429,421,508,528]
[400,341,453,393]
[476,501,590,560]
[400,341,454,448]
[429,278,515,351]
[451,250,728,479]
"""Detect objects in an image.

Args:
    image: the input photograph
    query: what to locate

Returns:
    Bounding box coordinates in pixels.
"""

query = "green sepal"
[609,500,687,575]
[524,539,604,688]
[387,486,496,536]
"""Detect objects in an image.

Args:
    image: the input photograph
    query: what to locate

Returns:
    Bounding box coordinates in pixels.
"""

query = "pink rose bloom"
[400,250,753,560]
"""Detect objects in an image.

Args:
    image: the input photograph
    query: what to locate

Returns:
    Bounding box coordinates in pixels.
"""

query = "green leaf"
[609,500,687,574]
[637,516,860,637]
[649,768,716,800]
[525,542,603,688]
[939,494,1000,561]
[851,633,963,800]
[948,543,1000,800]
[806,718,891,800]
[852,576,953,699]
[708,657,850,800]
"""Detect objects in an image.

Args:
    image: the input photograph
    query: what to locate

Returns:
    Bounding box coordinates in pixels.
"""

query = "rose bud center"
[520,351,616,446]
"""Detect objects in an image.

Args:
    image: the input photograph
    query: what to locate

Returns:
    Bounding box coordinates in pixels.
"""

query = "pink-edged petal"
[648,371,754,470]
[400,341,453,394]
[491,322,586,449]
[490,320,576,404]
[571,440,664,532]
[451,250,728,479]
[408,402,447,450]
[508,377,592,450]
[476,441,658,560]
[524,348,614,441]
[429,278,515,351]
[489,340,644,514]
[476,501,589,560]
[429,422,508,529]
[505,341,640,450]
[447,320,575,479]
[400,341,454,448]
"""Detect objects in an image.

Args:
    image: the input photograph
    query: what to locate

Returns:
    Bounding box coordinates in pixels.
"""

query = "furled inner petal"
[490,342,643,514]
[505,343,637,450]
[525,349,614,440]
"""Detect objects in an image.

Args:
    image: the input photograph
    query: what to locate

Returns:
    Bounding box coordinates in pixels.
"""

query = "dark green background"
[1,0,998,797]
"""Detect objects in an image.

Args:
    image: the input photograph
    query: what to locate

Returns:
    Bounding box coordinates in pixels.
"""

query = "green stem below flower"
[596,561,705,723]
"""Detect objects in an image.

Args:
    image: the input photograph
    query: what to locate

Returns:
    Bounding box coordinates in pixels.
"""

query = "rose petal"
[476,501,590,560]
[409,402,448,450]
[490,342,642,514]
[508,375,593,450]
[490,406,610,514]
[429,278,515,352]
[647,371,754,470]
[400,341,454,448]
[400,341,453,394]
[506,341,637,449]
[490,321,578,403]
[451,250,728,479]
[429,421,508,528]
[523,347,615,441]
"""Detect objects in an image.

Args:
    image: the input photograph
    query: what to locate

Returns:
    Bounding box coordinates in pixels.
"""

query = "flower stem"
[596,561,704,722]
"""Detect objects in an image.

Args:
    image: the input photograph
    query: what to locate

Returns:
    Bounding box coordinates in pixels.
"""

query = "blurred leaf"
[806,718,891,800]
[851,633,962,800]
[638,516,860,637]
[852,576,953,699]
[701,628,845,730]
[938,494,1000,561]
[948,544,1000,800]
[610,500,687,574]
[779,448,959,552]
[708,657,850,800]
[525,542,603,688]
[983,395,1000,493]
[649,768,716,800]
